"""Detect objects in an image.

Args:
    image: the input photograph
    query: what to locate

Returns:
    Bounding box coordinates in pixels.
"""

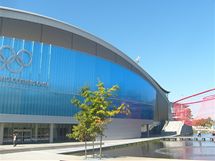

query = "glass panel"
[0,36,157,120]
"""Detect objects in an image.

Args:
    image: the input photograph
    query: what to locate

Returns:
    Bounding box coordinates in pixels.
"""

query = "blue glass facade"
[0,36,156,119]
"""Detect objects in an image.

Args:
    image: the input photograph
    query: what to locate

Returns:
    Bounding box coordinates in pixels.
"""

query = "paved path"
[0,136,207,161]
[0,136,168,154]
[0,142,101,154]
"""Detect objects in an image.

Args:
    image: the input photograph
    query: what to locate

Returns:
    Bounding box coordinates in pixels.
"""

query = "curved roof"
[0,6,169,100]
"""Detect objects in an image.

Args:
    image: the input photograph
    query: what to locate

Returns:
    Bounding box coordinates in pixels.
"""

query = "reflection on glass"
[0,36,156,119]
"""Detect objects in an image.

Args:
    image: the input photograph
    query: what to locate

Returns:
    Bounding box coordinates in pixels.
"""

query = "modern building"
[0,7,169,144]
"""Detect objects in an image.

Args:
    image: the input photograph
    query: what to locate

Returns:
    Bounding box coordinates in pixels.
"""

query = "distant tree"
[192,117,213,127]
[68,81,130,159]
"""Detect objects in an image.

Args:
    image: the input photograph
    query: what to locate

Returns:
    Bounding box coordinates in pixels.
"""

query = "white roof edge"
[0,6,169,101]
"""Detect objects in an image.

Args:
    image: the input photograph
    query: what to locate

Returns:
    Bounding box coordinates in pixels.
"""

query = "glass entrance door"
[13,129,32,143]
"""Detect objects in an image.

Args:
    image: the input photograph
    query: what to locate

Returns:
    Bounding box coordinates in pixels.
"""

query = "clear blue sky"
[0,0,214,101]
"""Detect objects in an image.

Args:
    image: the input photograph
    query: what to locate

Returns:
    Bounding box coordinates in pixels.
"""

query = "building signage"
[0,46,47,87]
[0,46,32,73]
[0,76,48,87]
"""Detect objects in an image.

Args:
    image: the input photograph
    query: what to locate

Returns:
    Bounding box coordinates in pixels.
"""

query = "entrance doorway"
[13,129,32,143]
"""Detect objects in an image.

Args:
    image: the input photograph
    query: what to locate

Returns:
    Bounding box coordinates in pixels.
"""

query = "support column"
[35,124,38,142]
[0,123,4,145]
[49,124,54,143]
[146,124,149,137]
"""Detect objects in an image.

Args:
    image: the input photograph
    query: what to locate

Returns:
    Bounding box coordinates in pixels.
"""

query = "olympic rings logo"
[0,46,32,73]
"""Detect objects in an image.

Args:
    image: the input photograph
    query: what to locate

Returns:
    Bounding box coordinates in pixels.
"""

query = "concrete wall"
[103,118,144,140]
[0,123,3,144]
[0,114,77,124]
[162,121,193,136]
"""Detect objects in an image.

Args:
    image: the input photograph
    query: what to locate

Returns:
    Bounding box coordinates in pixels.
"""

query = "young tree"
[69,81,130,159]
[90,81,130,159]
[69,86,96,159]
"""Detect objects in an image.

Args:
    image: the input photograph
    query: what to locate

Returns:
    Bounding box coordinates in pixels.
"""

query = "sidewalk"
[0,141,100,154]
[0,136,164,154]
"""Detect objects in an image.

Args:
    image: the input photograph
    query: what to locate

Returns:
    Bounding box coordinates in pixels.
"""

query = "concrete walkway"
[0,141,101,154]
[0,136,207,161]
[0,136,167,154]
